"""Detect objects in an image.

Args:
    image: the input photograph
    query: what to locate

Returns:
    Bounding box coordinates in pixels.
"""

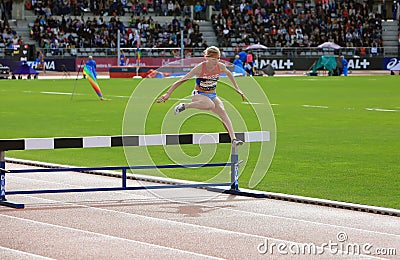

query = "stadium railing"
[38,46,396,59]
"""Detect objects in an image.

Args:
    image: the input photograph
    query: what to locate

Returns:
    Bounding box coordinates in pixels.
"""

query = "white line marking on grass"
[302,105,329,109]
[41,91,72,95]
[365,108,397,112]
[242,101,265,105]
[108,95,130,98]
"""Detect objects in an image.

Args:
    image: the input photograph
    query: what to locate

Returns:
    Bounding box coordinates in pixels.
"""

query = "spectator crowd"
[27,0,207,54]
[212,0,386,55]
[1,0,398,58]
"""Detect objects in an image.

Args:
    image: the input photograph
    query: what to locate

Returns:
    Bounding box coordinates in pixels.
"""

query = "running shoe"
[174,103,186,115]
[232,138,244,146]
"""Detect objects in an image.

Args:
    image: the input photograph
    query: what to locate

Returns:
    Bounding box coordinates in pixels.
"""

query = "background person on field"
[233,54,245,76]
[341,55,348,76]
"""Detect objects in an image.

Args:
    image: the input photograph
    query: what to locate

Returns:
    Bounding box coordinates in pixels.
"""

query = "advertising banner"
[0,59,76,72]
[383,57,400,70]
[0,56,388,74]
[254,56,383,71]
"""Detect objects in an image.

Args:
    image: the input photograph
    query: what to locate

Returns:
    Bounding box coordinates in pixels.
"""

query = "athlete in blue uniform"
[157,46,245,143]
[85,56,97,78]
[341,55,348,76]
[120,50,126,66]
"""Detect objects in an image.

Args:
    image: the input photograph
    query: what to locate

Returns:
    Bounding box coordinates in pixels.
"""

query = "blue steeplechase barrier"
[0,131,270,208]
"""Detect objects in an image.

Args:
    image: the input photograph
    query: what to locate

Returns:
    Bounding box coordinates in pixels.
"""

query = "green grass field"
[0,76,399,209]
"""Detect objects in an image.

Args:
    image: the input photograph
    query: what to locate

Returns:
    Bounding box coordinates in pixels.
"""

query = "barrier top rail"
[0,131,270,151]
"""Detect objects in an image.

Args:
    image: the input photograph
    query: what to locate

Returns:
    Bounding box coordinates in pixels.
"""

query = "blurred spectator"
[194,2,202,21]
[393,1,398,20]
[381,0,387,21]
[1,0,12,20]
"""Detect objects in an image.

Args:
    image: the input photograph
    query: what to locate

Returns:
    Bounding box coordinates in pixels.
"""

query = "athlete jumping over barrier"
[157,46,245,145]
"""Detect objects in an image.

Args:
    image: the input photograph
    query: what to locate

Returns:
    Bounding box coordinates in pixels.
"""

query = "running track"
[1,163,399,259]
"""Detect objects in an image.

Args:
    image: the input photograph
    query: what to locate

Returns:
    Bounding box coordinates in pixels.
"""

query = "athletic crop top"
[195,62,220,93]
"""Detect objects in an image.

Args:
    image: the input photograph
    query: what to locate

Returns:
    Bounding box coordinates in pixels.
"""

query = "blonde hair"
[204,46,220,57]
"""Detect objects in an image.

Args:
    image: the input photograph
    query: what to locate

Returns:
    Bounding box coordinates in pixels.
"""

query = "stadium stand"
[211,0,385,56]
[1,1,398,59]
[23,1,207,57]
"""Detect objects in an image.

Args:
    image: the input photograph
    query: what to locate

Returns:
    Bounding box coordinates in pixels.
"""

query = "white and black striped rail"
[0,131,269,151]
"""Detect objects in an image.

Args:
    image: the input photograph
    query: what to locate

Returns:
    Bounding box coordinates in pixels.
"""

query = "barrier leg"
[1,151,6,201]
[230,142,239,191]
[0,151,25,209]
[207,142,266,198]
[122,168,127,188]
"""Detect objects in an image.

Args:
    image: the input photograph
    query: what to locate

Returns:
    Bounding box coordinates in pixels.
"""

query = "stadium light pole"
[117,30,120,66]
[181,29,184,65]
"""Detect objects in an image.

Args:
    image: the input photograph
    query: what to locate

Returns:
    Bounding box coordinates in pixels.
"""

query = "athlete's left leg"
[211,97,237,141]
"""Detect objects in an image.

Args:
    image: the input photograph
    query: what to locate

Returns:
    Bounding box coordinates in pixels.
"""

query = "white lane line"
[4,194,385,259]
[5,173,400,250]
[365,108,397,112]
[303,104,329,109]
[110,95,130,98]
[7,174,400,239]
[0,245,54,259]
[0,214,222,260]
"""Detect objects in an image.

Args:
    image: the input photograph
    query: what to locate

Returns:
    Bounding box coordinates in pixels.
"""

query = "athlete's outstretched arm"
[157,64,201,103]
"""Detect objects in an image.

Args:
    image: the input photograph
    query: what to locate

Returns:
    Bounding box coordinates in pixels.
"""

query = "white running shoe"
[174,103,186,115]
[232,139,244,146]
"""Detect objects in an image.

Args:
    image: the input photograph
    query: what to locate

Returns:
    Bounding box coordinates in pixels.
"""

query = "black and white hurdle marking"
[0,131,270,208]
[0,131,269,151]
